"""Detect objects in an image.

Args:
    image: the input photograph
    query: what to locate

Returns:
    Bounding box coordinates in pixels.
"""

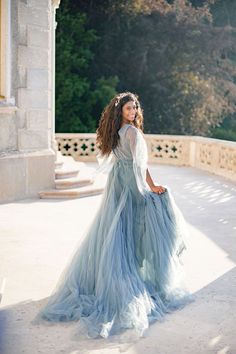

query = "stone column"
[51,0,61,159]
[0,0,61,203]
[17,0,52,152]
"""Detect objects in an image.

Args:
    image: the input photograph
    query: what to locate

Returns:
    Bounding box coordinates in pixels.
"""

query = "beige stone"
[17,66,27,88]
[27,25,49,48]
[27,0,50,9]
[27,68,49,89]
[26,153,55,194]
[18,128,51,150]
[18,88,50,109]
[18,2,50,28]
[0,156,26,201]
[0,113,17,151]
[18,45,49,68]
[0,0,59,203]
[16,108,27,129]
[18,24,27,46]
[0,150,55,203]
[27,109,50,130]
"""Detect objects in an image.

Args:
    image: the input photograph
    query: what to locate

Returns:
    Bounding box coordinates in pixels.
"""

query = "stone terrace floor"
[0,162,236,354]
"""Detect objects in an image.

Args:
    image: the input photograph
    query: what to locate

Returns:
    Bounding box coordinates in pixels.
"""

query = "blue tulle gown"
[37,123,194,339]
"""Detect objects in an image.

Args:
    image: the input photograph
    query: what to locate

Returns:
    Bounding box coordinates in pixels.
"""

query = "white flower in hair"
[115,97,120,107]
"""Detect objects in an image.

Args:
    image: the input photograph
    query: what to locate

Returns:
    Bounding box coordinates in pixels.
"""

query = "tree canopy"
[55,0,236,139]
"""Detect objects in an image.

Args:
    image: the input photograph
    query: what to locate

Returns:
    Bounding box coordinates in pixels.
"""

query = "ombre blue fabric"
[37,123,194,339]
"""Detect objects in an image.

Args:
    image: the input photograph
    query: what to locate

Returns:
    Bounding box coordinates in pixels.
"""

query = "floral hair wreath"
[114,96,122,107]
[114,94,139,109]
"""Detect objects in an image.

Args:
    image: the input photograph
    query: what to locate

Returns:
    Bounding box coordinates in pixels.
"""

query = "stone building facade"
[0,0,60,203]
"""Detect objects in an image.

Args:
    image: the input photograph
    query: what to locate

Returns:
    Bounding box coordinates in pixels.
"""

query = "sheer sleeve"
[90,150,116,182]
[126,126,151,196]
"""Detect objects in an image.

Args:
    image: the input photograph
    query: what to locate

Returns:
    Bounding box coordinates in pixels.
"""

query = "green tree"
[55,2,118,133]
[56,0,236,136]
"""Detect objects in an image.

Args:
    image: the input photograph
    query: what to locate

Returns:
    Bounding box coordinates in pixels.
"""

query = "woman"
[37,91,194,339]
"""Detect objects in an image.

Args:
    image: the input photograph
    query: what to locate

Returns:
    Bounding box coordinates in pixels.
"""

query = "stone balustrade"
[55,133,236,183]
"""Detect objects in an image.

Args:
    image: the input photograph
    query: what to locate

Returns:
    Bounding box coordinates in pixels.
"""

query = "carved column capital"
[51,0,61,9]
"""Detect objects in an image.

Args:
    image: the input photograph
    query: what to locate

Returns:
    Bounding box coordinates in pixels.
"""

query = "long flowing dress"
[37,123,194,339]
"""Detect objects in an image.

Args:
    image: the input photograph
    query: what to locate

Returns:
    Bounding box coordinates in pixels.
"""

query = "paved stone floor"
[0,163,235,354]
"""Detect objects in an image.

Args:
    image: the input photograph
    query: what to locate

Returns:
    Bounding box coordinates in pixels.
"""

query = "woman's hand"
[146,169,166,194]
[151,184,166,194]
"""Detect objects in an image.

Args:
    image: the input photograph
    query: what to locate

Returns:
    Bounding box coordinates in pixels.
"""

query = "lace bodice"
[113,124,148,162]
[92,123,150,195]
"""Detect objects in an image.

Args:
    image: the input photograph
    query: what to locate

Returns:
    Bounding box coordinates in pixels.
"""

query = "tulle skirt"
[37,158,194,339]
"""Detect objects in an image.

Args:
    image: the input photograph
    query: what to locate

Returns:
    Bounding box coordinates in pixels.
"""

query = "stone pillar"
[50,0,61,159]
[0,0,61,203]
[17,0,52,151]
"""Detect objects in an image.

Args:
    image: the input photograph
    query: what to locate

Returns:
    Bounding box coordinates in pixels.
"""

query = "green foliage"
[55,2,118,133]
[211,128,236,142]
[210,114,236,141]
[55,0,236,138]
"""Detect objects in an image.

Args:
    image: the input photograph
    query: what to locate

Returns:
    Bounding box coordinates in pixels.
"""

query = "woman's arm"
[146,168,166,194]
[146,168,155,190]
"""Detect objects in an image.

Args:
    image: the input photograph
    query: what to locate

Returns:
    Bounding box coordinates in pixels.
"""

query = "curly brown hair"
[96,91,144,156]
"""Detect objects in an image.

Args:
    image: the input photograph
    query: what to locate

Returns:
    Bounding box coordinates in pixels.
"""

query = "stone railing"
[55,133,236,183]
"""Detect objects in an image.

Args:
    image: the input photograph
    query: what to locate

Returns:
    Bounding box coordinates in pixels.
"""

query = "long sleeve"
[126,126,150,196]
[90,150,116,182]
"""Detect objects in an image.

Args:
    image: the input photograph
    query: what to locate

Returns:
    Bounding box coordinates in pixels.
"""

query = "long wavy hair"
[96,91,144,156]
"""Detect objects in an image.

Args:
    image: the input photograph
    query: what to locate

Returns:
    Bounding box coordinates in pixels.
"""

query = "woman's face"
[121,100,137,124]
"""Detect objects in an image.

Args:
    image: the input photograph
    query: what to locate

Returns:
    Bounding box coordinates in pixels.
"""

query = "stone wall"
[0,0,57,203]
